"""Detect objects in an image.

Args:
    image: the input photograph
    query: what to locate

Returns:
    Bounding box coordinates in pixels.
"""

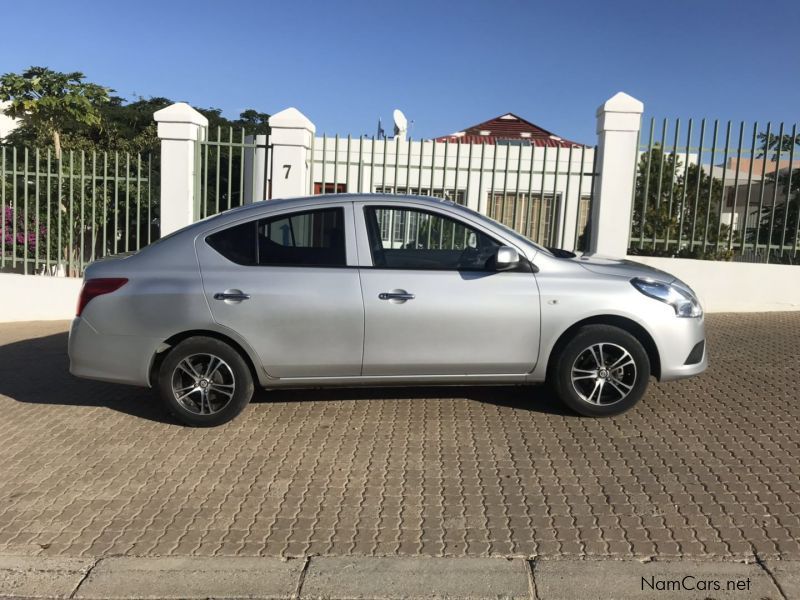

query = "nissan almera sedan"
[69,194,707,426]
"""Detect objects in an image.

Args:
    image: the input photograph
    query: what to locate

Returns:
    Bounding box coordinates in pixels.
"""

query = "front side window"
[206,207,346,267]
[364,206,501,271]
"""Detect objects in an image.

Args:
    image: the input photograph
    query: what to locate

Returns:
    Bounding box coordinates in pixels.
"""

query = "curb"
[0,555,797,599]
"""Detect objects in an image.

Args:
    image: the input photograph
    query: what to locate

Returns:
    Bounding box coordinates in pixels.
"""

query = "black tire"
[158,336,254,427]
[550,325,650,417]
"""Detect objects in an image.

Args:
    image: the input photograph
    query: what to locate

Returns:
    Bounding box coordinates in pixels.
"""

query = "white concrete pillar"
[154,102,208,235]
[588,92,644,256]
[243,134,269,203]
[268,107,316,199]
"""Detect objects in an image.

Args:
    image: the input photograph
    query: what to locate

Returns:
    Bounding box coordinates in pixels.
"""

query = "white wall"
[629,256,800,313]
[0,101,19,140]
[0,274,81,322]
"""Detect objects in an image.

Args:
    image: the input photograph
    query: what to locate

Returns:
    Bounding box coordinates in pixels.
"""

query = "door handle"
[214,291,251,301]
[379,291,415,301]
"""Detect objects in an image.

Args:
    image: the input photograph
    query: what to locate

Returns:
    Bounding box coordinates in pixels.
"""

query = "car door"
[355,201,540,376]
[196,203,364,378]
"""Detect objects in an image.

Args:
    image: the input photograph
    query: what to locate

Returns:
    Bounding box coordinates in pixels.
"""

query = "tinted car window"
[364,207,501,271]
[206,207,346,267]
[206,220,257,265]
[257,207,346,266]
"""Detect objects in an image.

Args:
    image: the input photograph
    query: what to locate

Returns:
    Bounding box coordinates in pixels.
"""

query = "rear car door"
[196,203,364,378]
[355,201,541,376]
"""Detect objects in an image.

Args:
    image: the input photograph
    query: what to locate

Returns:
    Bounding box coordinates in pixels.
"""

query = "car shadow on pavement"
[0,331,572,424]
[0,331,172,424]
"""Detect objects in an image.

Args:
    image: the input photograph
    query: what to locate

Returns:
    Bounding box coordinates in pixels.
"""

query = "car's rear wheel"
[551,325,650,417]
[158,337,254,427]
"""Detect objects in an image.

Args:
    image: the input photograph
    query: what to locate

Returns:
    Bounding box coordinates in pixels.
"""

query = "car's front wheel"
[158,336,254,427]
[551,325,650,417]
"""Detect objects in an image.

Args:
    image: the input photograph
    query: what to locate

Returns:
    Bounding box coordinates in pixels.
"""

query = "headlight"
[631,278,703,318]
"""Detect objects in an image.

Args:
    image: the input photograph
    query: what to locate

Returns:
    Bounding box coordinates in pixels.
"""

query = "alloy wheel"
[171,353,236,415]
[570,342,637,406]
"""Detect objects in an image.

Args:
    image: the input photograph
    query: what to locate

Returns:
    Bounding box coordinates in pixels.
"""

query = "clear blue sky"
[1,0,798,144]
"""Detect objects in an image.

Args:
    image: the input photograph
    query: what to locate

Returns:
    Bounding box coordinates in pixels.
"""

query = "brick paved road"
[0,314,798,560]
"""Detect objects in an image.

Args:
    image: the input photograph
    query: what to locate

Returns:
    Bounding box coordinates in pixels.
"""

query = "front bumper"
[68,317,160,387]
[655,314,708,382]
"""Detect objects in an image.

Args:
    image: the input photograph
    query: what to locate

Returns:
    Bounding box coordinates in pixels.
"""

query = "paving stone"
[0,314,799,561]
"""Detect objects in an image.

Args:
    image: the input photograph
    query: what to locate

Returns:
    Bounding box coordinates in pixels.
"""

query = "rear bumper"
[68,317,159,387]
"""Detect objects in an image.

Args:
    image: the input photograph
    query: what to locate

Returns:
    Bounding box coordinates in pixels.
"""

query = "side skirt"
[261,373,544,389]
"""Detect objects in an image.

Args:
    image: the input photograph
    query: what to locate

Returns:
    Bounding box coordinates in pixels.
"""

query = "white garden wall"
[0,274,82,322]
[629,256,800,313]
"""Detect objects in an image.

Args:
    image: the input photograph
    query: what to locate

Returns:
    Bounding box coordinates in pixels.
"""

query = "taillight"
[76,278,128,316]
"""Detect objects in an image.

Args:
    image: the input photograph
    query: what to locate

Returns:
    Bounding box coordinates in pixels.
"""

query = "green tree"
[631,145,682,247]
[629,145,730,259]
[233,109,271,135]
[749,131,800,263]
[0,67,110,159]
[1,67,271,155]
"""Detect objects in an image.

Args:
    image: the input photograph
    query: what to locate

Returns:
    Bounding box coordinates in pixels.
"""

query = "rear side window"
[206,207,347,267]
[206,220,257,265]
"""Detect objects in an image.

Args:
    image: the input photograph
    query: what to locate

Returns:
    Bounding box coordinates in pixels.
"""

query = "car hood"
[573,254,677,283]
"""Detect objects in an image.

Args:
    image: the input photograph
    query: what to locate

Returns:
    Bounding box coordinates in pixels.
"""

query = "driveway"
[0,314,798,560]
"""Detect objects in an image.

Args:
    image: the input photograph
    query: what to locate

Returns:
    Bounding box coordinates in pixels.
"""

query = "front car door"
[196,203,364,378]
[355,201,541,377]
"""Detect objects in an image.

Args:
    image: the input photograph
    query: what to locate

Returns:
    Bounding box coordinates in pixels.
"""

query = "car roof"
[155,194,468,243]
[229,192,457,212]
[197,193,466,225]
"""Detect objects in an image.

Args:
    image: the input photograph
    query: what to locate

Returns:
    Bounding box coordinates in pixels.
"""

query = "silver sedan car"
[69,194,707,426]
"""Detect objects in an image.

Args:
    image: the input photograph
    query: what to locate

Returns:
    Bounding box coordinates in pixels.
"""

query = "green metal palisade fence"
[196,126,269,218]
[0,146,158,277]
[309,136,596,250]
[630,117,800,264]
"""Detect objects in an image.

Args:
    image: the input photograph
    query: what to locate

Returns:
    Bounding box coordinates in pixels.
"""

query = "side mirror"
[494,246,519,271]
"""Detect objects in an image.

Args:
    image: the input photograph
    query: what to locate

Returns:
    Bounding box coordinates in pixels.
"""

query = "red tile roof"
[434,113,585,148]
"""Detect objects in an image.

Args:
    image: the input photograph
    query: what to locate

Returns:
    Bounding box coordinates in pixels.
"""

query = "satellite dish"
[393,109,408,139]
